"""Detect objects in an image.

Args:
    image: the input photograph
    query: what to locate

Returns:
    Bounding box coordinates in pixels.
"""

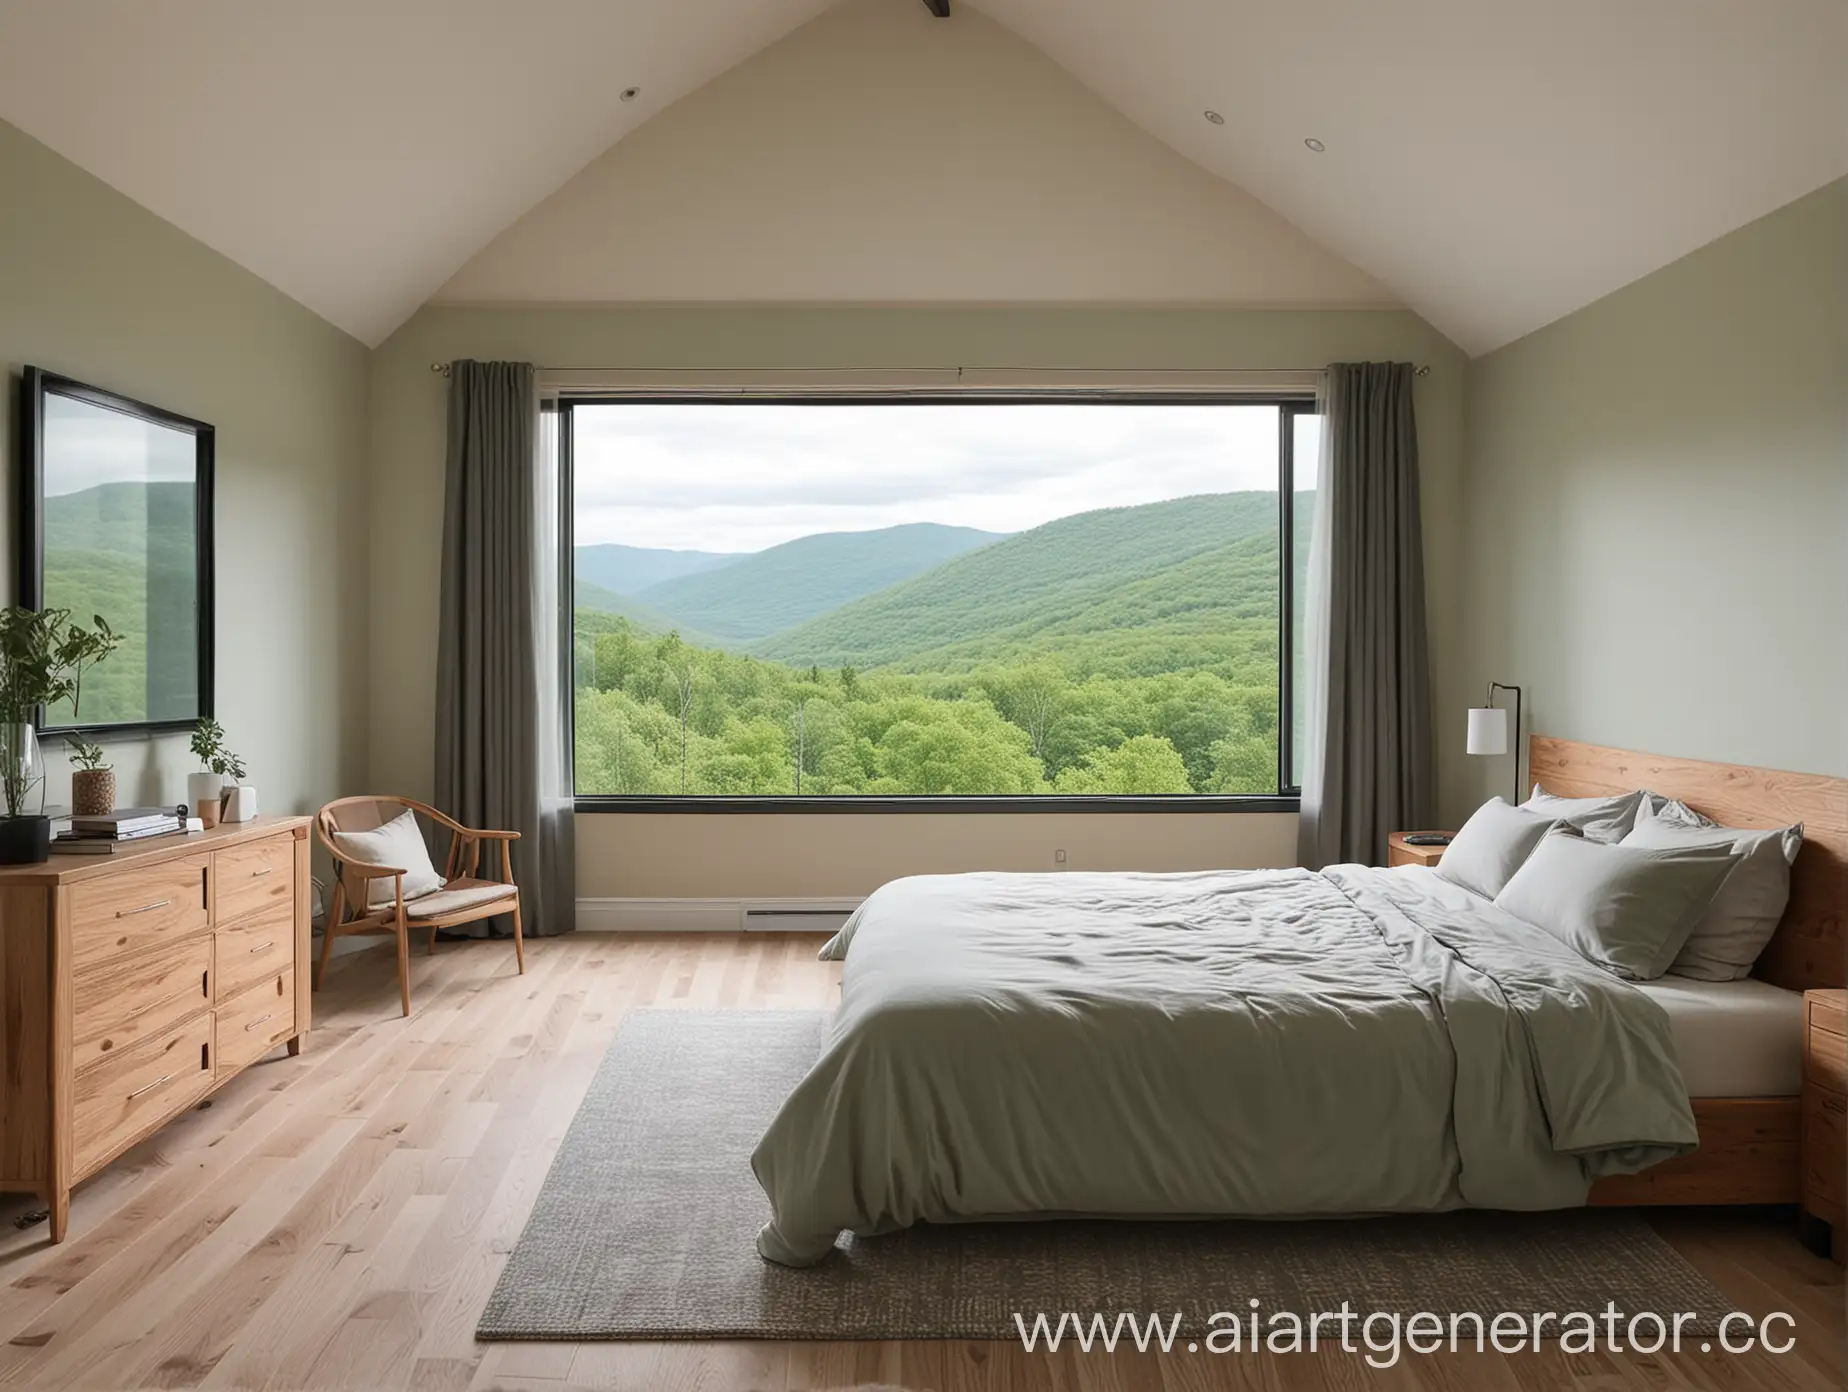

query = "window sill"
[573,795,1301,815]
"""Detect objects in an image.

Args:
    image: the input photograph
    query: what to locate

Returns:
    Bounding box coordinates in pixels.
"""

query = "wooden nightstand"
[1800,988,1845,1261]
[1387,831,1453,868]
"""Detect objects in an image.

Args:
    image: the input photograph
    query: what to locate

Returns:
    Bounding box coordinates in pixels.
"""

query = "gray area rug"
[478,1009,1738,1340]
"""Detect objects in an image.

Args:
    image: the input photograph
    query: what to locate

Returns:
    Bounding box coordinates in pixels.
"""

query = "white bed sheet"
[1633,976,1804,1097]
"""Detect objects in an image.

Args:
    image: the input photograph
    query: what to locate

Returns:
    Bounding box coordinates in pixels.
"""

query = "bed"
[750,737,1846,1266]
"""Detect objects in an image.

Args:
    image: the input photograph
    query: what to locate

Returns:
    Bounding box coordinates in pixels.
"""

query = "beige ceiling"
[1,0,1843,353]
[434,2,1397,313]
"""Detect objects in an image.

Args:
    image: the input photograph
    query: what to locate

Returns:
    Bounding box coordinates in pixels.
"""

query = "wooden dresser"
[1801,988,1846,1261]
[0,816,310,1241]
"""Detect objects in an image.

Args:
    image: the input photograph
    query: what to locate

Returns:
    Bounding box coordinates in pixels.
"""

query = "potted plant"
[0,607,118,864]
[188,718,248,814]
[65,734,115,817]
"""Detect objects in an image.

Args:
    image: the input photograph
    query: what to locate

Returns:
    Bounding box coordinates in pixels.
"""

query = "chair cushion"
[331,809,444,910]
[404,879,518,920]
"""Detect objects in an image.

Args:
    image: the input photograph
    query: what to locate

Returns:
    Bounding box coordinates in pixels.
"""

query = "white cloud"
[573,403,1298,553]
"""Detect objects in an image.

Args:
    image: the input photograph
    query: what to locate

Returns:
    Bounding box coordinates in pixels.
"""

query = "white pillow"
[1495,828,1739,980]
[1433,798,1560,900]
[1519,785,1644,843]
[1623,805,1803,981]
[332,809,444,910]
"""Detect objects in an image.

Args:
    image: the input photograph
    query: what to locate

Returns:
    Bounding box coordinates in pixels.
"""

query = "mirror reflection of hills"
[42,480,199,726]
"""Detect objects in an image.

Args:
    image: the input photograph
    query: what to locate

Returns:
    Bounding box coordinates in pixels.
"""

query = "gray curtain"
[1296,361,1434,868]
[435,361,576,935]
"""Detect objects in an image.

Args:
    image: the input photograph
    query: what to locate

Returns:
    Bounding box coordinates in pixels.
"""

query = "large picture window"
[567,396,1318,807]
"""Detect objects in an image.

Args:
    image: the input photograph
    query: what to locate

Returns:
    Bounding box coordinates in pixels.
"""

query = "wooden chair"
[313,796,525,1016]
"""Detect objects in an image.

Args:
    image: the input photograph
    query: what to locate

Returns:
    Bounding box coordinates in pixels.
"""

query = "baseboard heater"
[741,905,855,933]
[575,897,861,933]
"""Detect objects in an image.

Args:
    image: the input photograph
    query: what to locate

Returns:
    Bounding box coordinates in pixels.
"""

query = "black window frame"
[565,392,1314,814]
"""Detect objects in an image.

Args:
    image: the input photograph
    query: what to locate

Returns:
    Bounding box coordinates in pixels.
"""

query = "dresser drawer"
[214,835,293,928]
[72,1011,214,1178]
[215,970,295,1075]
[70,855,211,971]
[215,905,295,1001]
[72,933,213,1074]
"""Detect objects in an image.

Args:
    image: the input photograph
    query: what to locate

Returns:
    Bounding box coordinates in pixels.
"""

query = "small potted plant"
[65,734,115,817]
[0,607,118,864]
[188,718,249,820]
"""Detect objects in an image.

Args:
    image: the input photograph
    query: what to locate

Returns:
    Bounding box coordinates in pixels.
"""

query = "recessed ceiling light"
[620,87,640,102]
[1203,110,1225,125]
[1304,137,1326,152]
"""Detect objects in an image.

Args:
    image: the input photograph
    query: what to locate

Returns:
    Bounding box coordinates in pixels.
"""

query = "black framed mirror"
[17,368,214,733]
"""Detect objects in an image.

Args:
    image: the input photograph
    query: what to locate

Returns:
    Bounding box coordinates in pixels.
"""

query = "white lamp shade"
[1466,706,1509,757]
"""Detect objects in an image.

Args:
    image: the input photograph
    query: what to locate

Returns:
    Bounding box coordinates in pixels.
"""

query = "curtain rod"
[428,363,1431,378]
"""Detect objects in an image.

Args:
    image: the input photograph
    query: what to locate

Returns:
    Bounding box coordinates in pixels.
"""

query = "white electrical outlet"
[1054,848,1067,864]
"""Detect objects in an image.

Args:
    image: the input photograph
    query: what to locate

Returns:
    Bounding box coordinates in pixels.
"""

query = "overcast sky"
[43,393,196,496]
[574,403,1319,554]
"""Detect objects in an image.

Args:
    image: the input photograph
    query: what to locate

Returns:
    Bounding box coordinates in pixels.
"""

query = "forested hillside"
[573,491,1297,798]
[756,493,1274,668]
[635,522,1001,642]
[41,482,197,725]
[574,577,717,645]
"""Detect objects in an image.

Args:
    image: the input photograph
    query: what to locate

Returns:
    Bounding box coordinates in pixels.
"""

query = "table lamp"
[1467,682,1523,803]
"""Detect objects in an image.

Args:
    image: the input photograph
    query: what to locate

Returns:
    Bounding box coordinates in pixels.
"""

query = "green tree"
[592,620,642,692]
[653,633,700,793]
[698,716,792,794]
[863,698,1045,795]
[1204,734,1277,795]
[984,661,1066,765]
[1053,734,1193,795]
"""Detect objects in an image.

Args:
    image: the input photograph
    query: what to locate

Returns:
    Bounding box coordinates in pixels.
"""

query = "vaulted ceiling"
[1,0,1843,354]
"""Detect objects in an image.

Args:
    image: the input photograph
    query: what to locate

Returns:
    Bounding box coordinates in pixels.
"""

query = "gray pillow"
[1520,785,1645,843]
[1433,798,1559,900]
[1494,828,1739,980]
[1623,806,1803,981]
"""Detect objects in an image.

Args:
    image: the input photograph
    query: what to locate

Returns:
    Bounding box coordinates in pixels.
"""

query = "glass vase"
[1,722,45,819]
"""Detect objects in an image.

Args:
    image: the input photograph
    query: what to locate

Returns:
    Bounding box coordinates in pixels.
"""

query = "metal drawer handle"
[244,1014,274,1032]
[118,899,172,918]
[127,1072,174,1100]
[249,867,274,877]
[249,941,276,956]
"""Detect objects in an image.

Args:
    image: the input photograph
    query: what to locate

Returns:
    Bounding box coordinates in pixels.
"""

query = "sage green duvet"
[751,865,1698,1267]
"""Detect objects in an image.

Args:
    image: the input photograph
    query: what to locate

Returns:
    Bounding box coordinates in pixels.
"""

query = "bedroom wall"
[0,117,372,819]
[369,305,1468,902]
[1463,177,1848,797]
[370,0,1472,908]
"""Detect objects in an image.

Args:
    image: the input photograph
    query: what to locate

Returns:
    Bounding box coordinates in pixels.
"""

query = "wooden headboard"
[1528,736,1845,991]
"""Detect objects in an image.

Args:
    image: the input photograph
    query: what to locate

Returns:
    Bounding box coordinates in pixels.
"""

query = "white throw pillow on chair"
[332,809,445,910]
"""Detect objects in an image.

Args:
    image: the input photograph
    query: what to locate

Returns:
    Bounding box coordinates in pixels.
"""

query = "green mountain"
[636,522,1004,644]
[42,481,199,726]
[574,543,740,595]
[574,577,719,647]
[756,492,1283,672]
[576,577,681,628]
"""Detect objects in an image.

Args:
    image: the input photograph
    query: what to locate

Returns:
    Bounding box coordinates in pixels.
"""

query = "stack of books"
[53,806,198,855]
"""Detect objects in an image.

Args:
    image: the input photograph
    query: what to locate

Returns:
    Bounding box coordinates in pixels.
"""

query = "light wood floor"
[0,932,1839,1391]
